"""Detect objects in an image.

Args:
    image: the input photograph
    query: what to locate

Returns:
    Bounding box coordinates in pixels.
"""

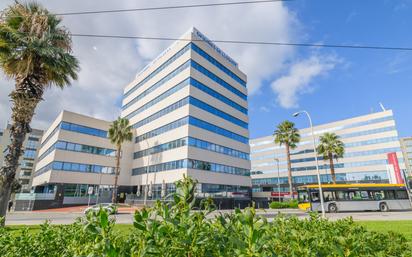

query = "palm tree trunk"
[329,153,336,184]
[112,145,121,203]
[285,143,293,198]
[0,79,42,226]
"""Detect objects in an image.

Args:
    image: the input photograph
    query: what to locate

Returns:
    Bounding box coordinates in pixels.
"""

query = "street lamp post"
[274,158,281,203]
[293,110,326,218]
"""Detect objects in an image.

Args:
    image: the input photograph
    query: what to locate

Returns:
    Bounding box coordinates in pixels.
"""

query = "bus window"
[360,191,369,200]
[384,190,395,199]
[336,191,349,200]
[323,191,335,202]
[298,191,309,203]
[311,192,320,202]
[395,190,408,199]
[372,191,384,200]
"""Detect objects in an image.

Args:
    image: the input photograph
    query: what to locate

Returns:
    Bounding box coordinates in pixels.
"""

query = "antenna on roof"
[379,102,386,112]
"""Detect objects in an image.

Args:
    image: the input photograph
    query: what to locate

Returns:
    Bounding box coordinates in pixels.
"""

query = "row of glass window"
[299,116,395,138]
[252,171,388,186]
[191,60,247,100]
[23,149,37,159]
[191,43,246,87]
[187,137,249,160]
[122,61,191,110]
[28,136,40,142]
[123,44,191,99]
[35,161,115,177]
[123,58,247,112]
[125,77,247,123]
[190,78,247,114]
[251,129,398,154]
[189,97,248,129]
[25,139,39,149]
[123,42,245,102]
[132,97,189,129]
[135,116,249,144]
[133,137,249,160]
[188,116,248,144]
[132,158,250,176]
[135,116,188,143]
[64,184,100,198]
[61,122,108,138]
[250,116,394,148]
[253,157,398,173]
[201,184,250,193]
[132,95,248,130]
[252,147,401,164]
[340,126,396,139]
[124,79,189,120]
[345,136,398,148]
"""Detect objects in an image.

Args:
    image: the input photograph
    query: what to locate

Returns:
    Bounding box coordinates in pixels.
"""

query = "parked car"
[84,203,118,215]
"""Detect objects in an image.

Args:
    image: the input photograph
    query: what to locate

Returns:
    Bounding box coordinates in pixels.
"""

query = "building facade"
[251,110,406,204]
[29,28,251,210]
[0,124,43,193]
[400,137,412,176]
[122,27,251,201]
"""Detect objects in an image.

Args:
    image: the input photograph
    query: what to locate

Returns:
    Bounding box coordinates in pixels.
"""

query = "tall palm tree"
[108,117,133,203]
[0,2,79,224]
[274,121,300,197]
[317,132,345,184]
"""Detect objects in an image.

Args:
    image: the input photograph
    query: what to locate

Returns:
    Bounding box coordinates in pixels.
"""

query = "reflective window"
[190,78,247,114]
[132,158,250,176]
[191,60,247,100]
[191,43,246,87]
[60,122,107,138]
[123,44,191,99]
[34,161,115,177]
[135,116,249,144]
[38,141,116,161]
[123,61,191,110]
[124,79,189,120]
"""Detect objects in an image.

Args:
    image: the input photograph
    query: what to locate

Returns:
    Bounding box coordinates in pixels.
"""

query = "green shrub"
[270,199,298,209]
[1,176,411,256]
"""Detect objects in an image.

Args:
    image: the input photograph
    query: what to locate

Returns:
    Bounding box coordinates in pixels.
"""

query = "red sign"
[387,152,404,184]
[271,192,297,197]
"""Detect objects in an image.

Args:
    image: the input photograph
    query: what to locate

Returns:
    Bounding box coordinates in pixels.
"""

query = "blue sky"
[249,0,412,139]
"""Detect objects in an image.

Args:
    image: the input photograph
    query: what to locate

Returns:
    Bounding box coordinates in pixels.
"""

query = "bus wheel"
[379,203,389,212]
[328,203,338,213]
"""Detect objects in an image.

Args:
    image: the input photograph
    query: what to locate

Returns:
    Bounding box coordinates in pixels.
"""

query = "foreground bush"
[1,177,411,256]
[269,199,298,209]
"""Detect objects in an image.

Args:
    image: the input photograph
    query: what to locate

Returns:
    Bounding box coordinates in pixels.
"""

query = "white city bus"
[297,184,411,213]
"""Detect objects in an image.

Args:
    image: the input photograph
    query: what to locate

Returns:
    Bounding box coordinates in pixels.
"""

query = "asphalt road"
[5,209,412,225]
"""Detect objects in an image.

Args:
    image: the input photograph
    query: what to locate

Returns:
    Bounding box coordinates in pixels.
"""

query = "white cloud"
[259,106,270,113]
[271,55,339,109]
[0,0,327,129]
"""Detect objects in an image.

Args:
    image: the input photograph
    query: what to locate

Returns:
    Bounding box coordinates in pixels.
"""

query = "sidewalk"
[31,205,141,214]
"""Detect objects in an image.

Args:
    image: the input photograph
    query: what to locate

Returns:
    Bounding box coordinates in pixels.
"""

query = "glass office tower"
[122,27,251,201]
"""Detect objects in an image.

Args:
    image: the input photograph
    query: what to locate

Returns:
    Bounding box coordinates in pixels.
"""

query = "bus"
[297,184,411,213]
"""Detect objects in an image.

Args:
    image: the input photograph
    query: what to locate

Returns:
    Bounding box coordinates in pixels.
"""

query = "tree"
[0,2,79,225]
[274,121,300,197]
[317,132,345,184]
[108,117,132,203]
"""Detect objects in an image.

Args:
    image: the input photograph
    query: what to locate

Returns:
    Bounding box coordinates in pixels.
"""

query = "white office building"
[29,28,251,210]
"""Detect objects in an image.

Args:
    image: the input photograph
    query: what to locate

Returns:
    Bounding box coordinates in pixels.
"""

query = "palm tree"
[108,117,133,203]
[274,121,300,197]
[0,2,79,224]
[317,132,345,184]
